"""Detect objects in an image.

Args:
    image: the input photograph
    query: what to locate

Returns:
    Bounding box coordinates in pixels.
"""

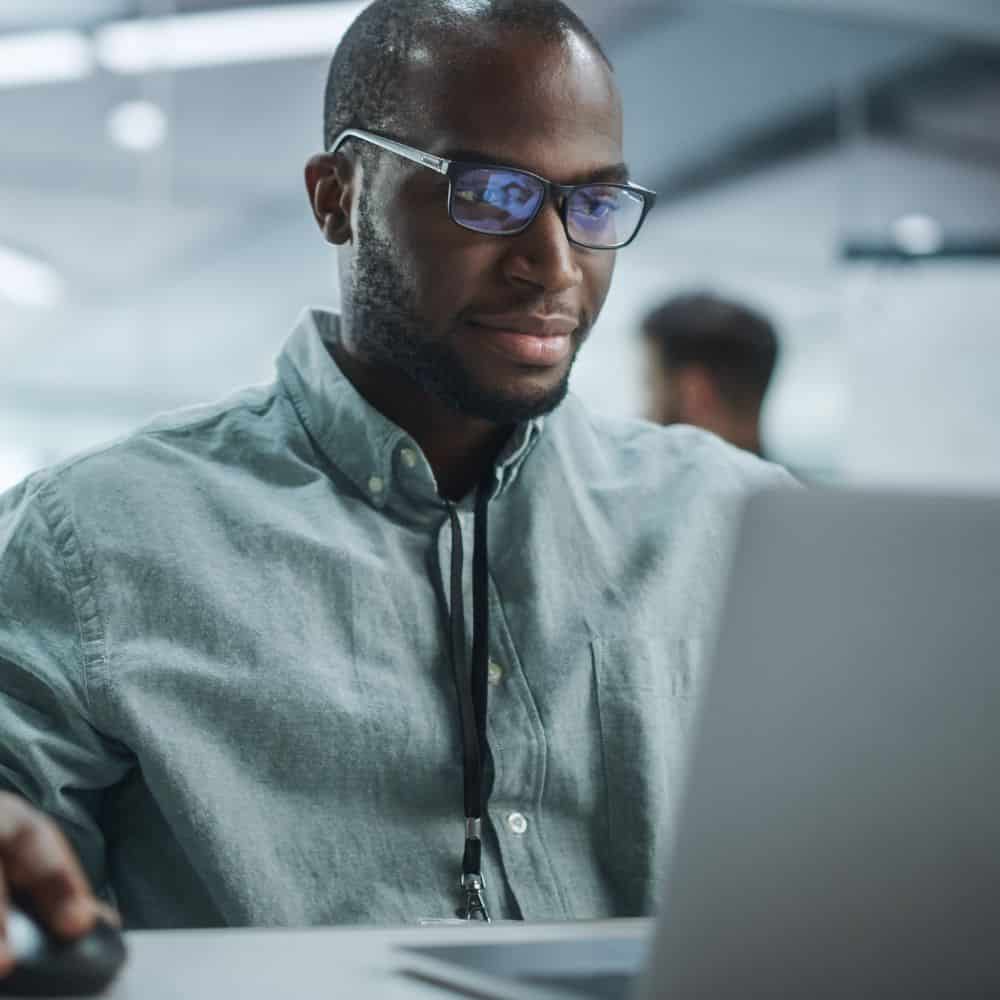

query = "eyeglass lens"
[450,167,645,248]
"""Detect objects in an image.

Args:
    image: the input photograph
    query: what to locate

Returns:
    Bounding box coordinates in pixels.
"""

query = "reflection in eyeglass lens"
[451,169,645,246]
[567,185,644,247]
[452,169,544,231]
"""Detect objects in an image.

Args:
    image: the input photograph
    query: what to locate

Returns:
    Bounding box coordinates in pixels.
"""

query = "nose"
[501,196,583,294]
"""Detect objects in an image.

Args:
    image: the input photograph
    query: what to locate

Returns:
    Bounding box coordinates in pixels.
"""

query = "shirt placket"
[433,507,572,922]
[482,585,574,921]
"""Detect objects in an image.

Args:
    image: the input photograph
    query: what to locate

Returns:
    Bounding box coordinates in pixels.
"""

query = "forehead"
[401,30,623,181]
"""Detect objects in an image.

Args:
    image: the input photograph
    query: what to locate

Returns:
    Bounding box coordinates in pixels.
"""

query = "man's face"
[342,31,623,423]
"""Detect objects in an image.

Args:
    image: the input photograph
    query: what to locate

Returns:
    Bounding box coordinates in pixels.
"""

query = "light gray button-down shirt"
[0,309,791,929]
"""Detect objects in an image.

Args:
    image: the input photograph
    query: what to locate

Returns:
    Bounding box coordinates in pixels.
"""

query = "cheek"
[425,246,503,324]
[399,219,503,319]
[582,252,616,316]
[368,174,443,282]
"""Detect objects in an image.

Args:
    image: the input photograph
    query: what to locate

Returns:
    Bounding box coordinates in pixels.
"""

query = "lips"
[465,313,577,367]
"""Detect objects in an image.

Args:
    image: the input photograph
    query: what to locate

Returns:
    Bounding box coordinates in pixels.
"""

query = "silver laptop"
[400,487,1000,999]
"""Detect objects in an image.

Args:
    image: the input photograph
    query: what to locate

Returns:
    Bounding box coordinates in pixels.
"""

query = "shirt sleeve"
[0,473,132,895]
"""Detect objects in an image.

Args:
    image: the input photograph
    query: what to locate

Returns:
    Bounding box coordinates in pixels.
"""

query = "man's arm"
[0,474,131,953]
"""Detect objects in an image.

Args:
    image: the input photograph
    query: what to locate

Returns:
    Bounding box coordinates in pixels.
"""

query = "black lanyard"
[446,468,494,921]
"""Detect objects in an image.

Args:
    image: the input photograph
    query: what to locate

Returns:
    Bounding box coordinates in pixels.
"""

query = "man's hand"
[0,792,117,976]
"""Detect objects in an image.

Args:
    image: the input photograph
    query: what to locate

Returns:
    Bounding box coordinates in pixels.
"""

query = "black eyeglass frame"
[328,127,657,250]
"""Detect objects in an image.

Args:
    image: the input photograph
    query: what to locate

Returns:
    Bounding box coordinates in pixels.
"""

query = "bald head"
[323,0,612,152]
[305,0,628,437]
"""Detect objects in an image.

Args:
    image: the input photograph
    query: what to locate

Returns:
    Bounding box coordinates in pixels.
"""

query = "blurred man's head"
[642,292,779,456]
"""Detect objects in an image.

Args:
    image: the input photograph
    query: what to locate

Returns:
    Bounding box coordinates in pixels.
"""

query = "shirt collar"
[277,308,545,512]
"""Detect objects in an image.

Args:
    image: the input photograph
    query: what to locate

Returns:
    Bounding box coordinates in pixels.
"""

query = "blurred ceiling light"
[0,246,66,309]
[94,1,370,74]
[892,214,944,256]
[107,99,168,152]
[0,1,130,31]
[0,29,93,88]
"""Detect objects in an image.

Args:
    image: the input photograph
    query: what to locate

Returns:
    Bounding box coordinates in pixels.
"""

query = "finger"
[95,901,121,928]
[0,794,99,939]
[5,825,98,938]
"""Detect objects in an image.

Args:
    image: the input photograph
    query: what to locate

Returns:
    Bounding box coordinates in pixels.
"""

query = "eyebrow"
[441,148,631,185]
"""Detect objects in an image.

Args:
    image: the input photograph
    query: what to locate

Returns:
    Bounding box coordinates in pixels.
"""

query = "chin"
[456,373,571,423]
[410,337,579,424]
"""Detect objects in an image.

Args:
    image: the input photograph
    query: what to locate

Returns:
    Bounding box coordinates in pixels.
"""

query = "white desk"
[99,918,650,999]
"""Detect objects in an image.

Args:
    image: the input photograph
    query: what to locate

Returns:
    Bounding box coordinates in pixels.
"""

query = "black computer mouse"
[0,905,127,997]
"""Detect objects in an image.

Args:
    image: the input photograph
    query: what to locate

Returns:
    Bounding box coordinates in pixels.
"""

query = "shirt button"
[400,448,418,469]
[367,475,385,495]
[487,660,504,687]
[507,811,528,836]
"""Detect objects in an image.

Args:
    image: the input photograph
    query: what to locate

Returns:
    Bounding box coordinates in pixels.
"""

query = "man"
[642,291,780,457]
[0,0,792,960]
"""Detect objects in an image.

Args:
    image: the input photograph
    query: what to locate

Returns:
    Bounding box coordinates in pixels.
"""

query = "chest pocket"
[591,634,707,915]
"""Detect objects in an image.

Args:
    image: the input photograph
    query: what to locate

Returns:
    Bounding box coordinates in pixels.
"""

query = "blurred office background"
[0,0,997,489]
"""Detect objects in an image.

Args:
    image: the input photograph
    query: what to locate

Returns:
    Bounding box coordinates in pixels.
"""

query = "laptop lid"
[640,488,1000,999]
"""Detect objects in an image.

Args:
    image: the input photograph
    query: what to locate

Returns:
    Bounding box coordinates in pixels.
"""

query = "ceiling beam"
[650,42,1000,202]
[713,0,1000,45]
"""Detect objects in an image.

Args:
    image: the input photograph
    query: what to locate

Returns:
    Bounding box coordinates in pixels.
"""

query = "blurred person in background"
[641,291,779,458]
[0,0,792,955]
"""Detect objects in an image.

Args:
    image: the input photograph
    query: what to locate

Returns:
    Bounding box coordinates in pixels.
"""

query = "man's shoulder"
[15,382,287,515]
[547,394,794,493]
[131,382,281,439]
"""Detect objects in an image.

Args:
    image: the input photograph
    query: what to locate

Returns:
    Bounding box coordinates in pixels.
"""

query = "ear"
[304,152,355,245]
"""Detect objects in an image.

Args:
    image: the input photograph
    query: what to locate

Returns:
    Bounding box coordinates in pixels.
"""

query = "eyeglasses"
[328,127,656,250]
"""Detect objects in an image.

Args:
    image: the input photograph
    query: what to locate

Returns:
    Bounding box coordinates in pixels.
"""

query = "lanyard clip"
[458,872,491,923]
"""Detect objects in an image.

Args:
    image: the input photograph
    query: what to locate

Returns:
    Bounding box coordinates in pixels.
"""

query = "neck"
[724,415,763,457]
[328,339,513,502]
[684,407,763,458]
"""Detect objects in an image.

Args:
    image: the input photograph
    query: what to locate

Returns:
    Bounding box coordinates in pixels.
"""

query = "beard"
[346,200,581,424]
